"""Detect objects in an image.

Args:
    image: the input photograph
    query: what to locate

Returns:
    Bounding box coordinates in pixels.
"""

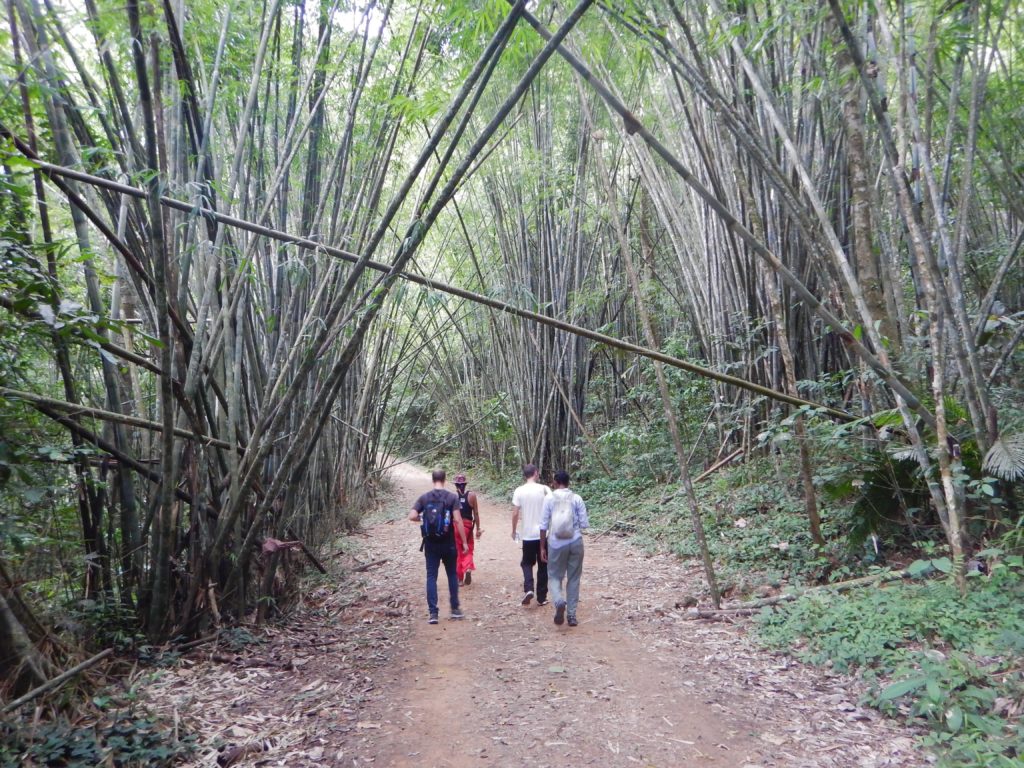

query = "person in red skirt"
[453,473,482,585]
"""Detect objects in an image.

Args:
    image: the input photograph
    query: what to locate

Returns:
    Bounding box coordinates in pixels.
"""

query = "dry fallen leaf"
[132,467,927,768]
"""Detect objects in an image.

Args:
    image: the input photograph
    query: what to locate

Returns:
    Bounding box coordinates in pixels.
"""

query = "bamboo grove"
[1,0,1021,694]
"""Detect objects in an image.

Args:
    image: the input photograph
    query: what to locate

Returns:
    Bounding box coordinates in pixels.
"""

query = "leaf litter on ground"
[136,471,929,767]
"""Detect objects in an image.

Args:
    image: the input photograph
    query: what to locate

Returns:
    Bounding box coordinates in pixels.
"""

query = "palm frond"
[889,445,928,464]
[983,434,1024,482]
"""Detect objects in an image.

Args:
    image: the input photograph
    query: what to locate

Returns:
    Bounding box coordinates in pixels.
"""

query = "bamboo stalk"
[685,569,914,618]
[2,648,113,714]
[693,449,743,484]
[0,148,854,422]
[0,387,236,450]
[513,2,936,431]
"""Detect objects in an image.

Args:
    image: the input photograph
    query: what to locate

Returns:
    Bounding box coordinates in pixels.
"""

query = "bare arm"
[408,508,420,523]
[577,496,590,530]
[540,530,548,562]
[469,492,482,537]
[511,505,520,539]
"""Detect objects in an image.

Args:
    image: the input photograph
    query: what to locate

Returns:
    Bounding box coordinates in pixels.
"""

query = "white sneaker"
[521,590,534,606]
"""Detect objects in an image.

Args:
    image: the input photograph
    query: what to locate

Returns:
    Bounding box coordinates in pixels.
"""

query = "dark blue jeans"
[423,537,459,616]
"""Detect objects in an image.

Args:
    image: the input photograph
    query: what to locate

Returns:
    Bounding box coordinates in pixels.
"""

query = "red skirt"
[456,517,475,581]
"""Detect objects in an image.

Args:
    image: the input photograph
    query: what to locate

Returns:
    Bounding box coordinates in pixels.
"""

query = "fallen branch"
[174,632,220,652]
[729,593,797,609]
[685,608,760,620]
[2,648,113,713]
[208,654,292,669]
[694,449,744,483]
[352,558,389,573]
[589,522,632,542]
[819,568,912,594]
[685,569,912,618]
[287,527,328,574]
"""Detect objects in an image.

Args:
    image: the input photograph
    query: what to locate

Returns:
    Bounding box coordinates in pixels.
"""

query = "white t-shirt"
[512,482,551,541]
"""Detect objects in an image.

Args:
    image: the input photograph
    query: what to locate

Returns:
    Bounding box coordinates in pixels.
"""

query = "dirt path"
[144,464,928,767]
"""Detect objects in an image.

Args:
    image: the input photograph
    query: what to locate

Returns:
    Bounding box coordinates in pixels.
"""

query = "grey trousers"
[547,537,584,615]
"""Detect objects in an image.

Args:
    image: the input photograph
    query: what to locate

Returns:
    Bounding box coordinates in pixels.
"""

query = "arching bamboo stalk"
[2,150,855,422]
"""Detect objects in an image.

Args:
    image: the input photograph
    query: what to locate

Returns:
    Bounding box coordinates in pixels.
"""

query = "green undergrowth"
[0,708,195,767]
[575,455,1024,766]
[756,567,1024,767]
[579,457,855,593]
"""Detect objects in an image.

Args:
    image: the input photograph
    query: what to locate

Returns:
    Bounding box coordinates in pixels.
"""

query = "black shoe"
[428,614,439,625]
[450,608,465,620]
[521,590,534,606]
[536,598,549,606]
[464,571,472,585]
[567,614,578,627]
[554,604,565,625]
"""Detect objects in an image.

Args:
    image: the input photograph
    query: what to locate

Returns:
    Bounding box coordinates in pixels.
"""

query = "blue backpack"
[420,492,451,541]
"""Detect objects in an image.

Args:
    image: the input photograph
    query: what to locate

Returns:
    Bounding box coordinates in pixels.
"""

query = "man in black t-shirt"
[408,469,469,624]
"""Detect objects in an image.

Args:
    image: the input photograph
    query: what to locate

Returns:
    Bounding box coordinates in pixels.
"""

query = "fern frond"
[889,446,928,464]
[983,434,1024,482]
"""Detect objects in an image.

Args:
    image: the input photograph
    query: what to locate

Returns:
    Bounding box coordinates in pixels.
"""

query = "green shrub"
[0,710,194,767]
[756,569,1024,767]
[578,455,861,587]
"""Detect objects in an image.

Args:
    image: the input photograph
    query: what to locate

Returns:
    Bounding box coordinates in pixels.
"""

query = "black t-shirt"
[414,489,459,537]
[457,491,474,522]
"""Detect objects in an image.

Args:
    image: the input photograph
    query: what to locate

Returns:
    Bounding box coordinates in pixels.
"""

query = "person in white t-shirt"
[511,463,551,606]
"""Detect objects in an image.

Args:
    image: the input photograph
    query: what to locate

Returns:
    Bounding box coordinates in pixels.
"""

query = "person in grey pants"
[539,470,589,627]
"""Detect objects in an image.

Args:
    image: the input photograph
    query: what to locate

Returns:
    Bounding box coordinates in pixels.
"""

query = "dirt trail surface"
[142,464,928,767]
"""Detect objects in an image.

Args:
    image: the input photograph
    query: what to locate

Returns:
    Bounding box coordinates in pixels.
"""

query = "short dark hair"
[553,469,570,487]
[522,463,538,479]
[432,469,446,483]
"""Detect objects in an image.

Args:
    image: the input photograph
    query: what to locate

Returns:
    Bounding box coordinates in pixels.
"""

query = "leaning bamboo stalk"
[513,2,935,431]
[685,568,916,619]
[902,44,991,454]
[2,648,113,714]
[222,0,544,584]
[975,228,1024,344]
[5,153,854,422]
[834,0,968,579]
[693,449,743,484]
[0,387,236,450]
[987,323,1024,385]
[720,12,894,367]
[591,120,720,608]
[0,591,54,695]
